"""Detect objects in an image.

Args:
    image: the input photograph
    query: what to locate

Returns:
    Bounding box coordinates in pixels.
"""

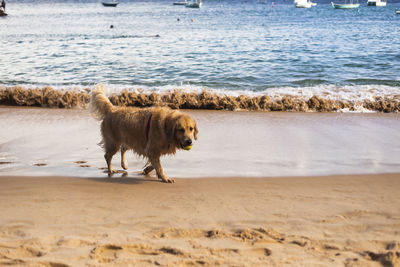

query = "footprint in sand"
[74,161,87,164]
[33,163,47,167]
[246,248,272,257]
[56,238,95,247]
[91,243,188,264]
[79,165,91,168]
[73,161,91,168]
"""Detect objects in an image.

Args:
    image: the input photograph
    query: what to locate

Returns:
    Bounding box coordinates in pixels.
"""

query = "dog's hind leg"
[121,145,128,170]
[143,165,154,175]
[149,157,174,183]
[104,143,119,176]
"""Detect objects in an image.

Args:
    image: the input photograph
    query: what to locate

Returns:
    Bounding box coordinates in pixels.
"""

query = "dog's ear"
[165,115,177,144]
[194,124,198,140]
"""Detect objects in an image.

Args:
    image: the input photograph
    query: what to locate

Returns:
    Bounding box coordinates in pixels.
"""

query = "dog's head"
[166,112,198,149]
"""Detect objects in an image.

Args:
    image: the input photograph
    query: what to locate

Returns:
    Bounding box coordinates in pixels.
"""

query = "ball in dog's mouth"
[183,145,192,151]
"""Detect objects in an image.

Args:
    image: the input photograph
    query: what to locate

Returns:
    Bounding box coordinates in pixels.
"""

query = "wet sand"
[0,174,400,266]
[1,107,399,178]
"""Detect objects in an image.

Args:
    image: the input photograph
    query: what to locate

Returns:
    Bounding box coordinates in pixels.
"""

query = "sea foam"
[0,84,398,113]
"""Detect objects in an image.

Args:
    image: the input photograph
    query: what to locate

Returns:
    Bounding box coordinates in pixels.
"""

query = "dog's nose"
[184,139,192,146]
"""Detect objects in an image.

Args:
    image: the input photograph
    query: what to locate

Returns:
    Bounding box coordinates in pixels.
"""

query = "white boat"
[331,0,359,8]
[367,0,386,6]
[294,0,313,8]
[185,0,202,8]
[173,1,187,5]
[396,9,400,14]
[0,7,7,16]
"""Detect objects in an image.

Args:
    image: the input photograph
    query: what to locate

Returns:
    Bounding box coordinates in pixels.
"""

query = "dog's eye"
[178,128,185,132]
[189,127,193,131]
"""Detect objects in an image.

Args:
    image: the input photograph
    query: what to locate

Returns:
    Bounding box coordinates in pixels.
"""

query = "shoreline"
[1,173,399,266]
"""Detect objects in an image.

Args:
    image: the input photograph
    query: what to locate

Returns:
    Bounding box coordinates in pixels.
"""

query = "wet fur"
[90,84,198,183]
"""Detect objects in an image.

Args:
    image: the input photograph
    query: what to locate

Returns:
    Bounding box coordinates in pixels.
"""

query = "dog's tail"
[90,84,114,120]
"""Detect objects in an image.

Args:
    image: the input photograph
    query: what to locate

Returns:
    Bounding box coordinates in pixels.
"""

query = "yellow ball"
[183,145,192,151]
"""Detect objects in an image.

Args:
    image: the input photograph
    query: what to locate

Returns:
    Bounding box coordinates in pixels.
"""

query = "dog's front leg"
[149,157,174,183]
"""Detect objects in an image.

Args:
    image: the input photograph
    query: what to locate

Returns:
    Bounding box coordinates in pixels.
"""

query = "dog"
[90,84,198,183]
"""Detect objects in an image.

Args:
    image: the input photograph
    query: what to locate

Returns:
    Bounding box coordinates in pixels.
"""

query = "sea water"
[1,0,400,101]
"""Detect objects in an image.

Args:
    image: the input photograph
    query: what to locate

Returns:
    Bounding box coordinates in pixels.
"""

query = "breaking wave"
[0,84,399,113]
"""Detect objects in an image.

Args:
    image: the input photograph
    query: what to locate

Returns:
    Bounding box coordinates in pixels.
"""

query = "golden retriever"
[90,84,198,183]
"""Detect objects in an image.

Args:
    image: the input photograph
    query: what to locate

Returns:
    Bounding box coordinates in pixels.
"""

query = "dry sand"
[1,174,400,266]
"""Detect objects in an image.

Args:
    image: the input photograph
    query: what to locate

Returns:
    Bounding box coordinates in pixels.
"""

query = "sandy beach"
[0,107,399,266]
[0,174,400,266]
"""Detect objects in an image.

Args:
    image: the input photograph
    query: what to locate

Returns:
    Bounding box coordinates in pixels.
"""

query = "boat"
[396,9,400,14]
[367,0,386,6]
[173,1,187,5]
[294,0,312,8]
[0,7,6,16]
[331,0,359,9]
[185,0,202,8]
[102,1,118,7]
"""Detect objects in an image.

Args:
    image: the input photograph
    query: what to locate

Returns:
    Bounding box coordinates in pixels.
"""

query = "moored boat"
[295,0,312,8]
[173,1,187,5]
[0,7,6,16]
[367,0,386,6]
[185,0,202,8]
[331,1,359,8]
[102,1,118,7]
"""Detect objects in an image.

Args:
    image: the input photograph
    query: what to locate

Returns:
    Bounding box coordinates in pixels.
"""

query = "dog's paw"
[121,161,128,170]
[107,169,117,177]
[160,177,175,183]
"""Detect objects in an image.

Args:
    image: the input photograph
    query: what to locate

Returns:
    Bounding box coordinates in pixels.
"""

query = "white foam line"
[2,83,399,103]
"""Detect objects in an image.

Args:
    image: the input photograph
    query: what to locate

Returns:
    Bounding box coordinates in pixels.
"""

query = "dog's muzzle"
[182,139,193,150]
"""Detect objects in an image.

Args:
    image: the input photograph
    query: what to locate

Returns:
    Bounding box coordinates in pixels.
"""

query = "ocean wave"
[0,85,399,113]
